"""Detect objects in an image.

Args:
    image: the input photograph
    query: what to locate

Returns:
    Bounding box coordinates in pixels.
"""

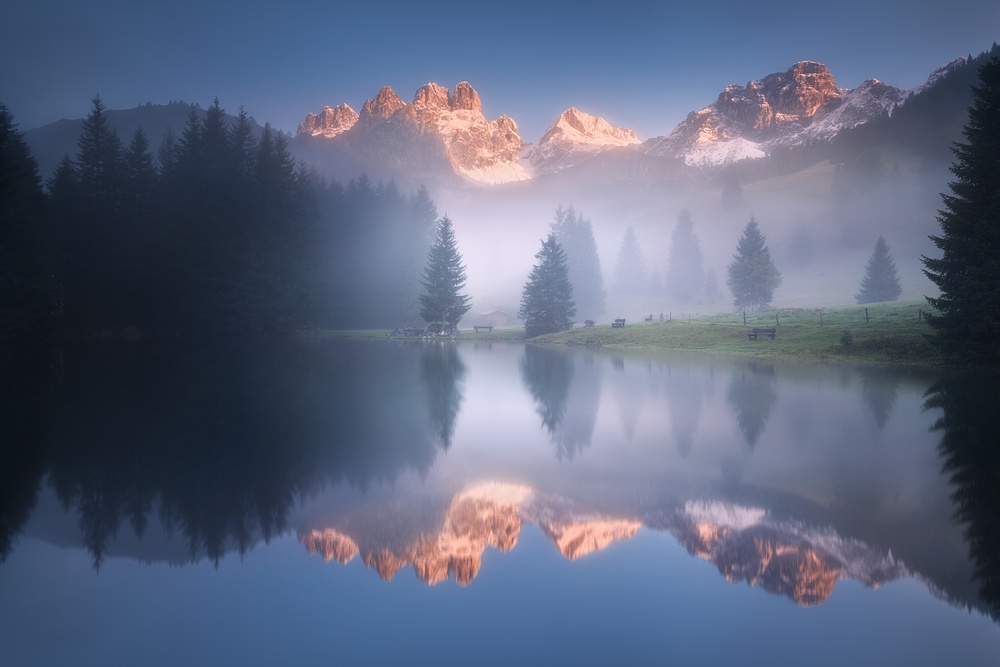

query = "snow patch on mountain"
[643,61,907,166]
[523,107,640,175]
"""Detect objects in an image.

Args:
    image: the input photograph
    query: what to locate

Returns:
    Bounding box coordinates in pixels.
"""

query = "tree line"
[1,96,439,339]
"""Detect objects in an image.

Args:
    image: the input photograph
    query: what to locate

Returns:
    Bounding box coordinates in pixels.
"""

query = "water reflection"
[520,345,600,460]
[2,338,997,627]
[3,340,451,566]
[726,361,777,446]
[925,372,1000,621]
[858,366,901,429]
[420,342,466,449]
[0,345,57,562]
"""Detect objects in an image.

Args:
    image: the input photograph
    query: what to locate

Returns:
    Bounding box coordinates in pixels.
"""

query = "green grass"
[531,301,941,365]
[313,301,942,366]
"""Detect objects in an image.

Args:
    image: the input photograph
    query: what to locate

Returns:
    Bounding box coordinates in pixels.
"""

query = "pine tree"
[550,205,604,320]
[922,56,1000,364]
[122,128,156,214]
[75,95,123,213]
[855,236,902,303]
[726,216,782,311]
[612,225,646,296]
[519,233,576,338]
[665,209,706,305]
[419,216,471,333]
[0,104,57,338]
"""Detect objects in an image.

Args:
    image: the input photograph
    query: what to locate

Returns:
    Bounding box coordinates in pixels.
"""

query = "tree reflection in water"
[726,361,777,447]
[519,345,599,461]
[858,366,901,430]
[0,345,58,562]
[7,339,448,568]
[420,342,466,450]
[925,371,1000,621]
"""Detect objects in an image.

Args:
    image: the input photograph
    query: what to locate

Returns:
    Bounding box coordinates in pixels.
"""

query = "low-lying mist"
[436,151,947,321]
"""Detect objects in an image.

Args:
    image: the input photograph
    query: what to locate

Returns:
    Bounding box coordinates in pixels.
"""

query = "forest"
[1,96,440,339]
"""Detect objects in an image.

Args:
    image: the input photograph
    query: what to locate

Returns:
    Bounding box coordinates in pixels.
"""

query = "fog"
[427,151,947,320]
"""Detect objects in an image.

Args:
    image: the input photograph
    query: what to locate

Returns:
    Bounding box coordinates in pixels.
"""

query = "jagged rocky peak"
[410,81,483,114]
[450,81,481,112]
[297,103,358,138]
[413,82,451,110]
[760,60,842,117]
[361,85,406,119]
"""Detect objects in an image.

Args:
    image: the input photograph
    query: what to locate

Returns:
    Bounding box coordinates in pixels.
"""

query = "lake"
[1,338,998,666]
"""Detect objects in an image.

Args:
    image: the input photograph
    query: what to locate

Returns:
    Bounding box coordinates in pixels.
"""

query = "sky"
[2,0,998,141]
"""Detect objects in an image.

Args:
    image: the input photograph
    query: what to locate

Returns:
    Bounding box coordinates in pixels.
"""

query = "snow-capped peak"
[523,107,639,176]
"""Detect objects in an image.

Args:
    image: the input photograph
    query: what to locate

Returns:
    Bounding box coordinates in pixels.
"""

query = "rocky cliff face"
[297,104,358,138]
[297,82,528,184]
[642,61,906,166]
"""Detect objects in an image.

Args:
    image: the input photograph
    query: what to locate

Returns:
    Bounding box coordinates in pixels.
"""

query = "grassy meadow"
[531,300,939,364]
[332,300,941,366]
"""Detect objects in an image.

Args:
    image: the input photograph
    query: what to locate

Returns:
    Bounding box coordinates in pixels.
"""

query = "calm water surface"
[1,339,998,666]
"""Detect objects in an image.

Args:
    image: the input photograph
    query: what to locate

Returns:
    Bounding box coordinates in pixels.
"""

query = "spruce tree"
[855,236,902,303]
[922,56,1000,365]
[75,95,123,213]
[611,225,646,296]
[419,216,471,333]
[519,233,576,338]
[665,209,706,305]
[550,205,604,320]
[0,104,57,338]
[726,216,782,311]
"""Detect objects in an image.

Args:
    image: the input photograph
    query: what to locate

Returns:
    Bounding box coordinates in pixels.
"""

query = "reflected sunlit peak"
[300,529,359,564]
[683,500,767,530]
[538,518,641,561]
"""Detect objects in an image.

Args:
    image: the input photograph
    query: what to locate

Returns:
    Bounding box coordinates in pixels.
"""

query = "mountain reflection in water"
[297,481,903,606]
[2,338,998,623]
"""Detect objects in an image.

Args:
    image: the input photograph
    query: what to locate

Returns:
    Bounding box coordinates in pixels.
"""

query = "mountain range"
[20,51,986,190]
[291,58,964,185]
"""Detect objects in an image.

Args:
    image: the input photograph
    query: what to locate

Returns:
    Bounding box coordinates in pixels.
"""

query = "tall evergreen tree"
[665,209,706,305]
[550,205,604,320]
[75,95,123,213]
[726,216,782,311]
[519,233,576,338]
[855,236,902,303]
[922,56,1000,365]
[611,225,646,296]
[0,104,57,338]
[419,216,471,332]
[122,128,156,215]
[398,186,437,322]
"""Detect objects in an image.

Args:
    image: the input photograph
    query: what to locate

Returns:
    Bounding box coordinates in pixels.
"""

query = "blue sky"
[2,1,997,140]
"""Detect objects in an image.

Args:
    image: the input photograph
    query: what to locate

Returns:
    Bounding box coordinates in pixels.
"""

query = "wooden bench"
[612,318,626,328]
[747,327,776,340]
[473,325,493,333]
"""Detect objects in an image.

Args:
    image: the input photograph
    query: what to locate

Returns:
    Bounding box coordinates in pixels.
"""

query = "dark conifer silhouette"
[922,56,1000,364]
[0,104,57,338]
